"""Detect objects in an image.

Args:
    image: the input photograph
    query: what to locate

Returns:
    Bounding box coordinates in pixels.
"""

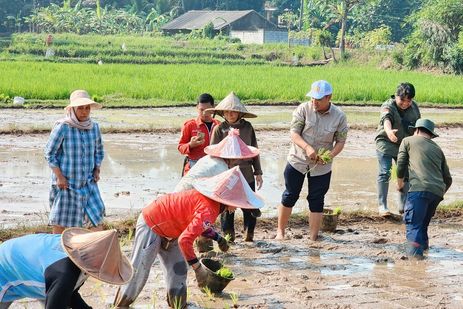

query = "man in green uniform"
[375,83,421,215]
[396,119,452,258]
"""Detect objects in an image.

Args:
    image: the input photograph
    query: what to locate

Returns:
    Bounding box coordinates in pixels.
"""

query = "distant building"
[161,10,288,45]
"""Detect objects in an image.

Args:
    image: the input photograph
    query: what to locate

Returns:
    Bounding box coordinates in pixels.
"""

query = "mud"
[10,218,463,309]
[2,108,463,308]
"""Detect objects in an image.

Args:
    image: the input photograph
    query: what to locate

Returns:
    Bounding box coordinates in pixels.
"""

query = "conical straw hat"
[61,228,133,285]
[193,166,264,209]
[204,128,259,159]
[206,92,257,118]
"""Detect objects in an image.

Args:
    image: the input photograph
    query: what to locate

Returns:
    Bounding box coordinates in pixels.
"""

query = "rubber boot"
[398,181,409,214]
[377,181,389,214]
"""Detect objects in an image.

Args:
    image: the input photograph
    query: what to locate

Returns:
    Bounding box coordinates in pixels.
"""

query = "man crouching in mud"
[113,166,264,308]
[0,228,133,309]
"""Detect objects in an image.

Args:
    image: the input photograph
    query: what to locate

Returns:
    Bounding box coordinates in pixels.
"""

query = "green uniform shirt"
[397,135,452,198]
[375,97,421,157]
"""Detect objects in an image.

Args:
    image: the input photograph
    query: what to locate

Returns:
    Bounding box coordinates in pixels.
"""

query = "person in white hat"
[45,90,105,234]
[207,91,263,242]
[0,228,133,309]
[276,80,348,241]
[113,166,264,309]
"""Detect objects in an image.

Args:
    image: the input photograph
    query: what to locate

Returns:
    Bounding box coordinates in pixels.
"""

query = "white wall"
[231,29,264,44]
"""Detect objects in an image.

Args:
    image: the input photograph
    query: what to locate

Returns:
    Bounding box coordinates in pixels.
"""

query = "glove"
[193,264,209,288]
[217,235,229,252]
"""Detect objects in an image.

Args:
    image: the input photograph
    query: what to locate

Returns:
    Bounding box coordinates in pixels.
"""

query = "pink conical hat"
[193,166,264,209]
[204,128,259,159]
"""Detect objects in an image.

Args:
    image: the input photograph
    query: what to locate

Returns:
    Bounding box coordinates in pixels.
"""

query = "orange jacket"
[142,189,221,264]
[177,116,220,162]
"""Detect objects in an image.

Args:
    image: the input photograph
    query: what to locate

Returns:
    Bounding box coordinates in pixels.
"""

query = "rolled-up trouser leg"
[114,214,161,308]
[158,240,188,309]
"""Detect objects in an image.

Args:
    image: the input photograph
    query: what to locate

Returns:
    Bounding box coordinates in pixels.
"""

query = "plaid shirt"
[45,122,104,186]
[45,122,105,227]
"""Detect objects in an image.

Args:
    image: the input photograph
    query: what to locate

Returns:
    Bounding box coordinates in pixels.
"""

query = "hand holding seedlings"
[317,148,333,165]
[304,144,318,161]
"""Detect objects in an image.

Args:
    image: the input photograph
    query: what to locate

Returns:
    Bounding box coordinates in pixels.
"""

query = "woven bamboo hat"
[61,228,133,285]
[206,92,257,118]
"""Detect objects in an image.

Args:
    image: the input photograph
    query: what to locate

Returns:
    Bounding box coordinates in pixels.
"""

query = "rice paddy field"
[1,33,463,106]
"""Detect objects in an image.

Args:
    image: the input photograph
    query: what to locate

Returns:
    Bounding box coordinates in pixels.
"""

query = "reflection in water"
[0,134,462,218]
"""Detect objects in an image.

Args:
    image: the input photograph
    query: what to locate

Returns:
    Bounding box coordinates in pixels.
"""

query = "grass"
[1,61,463,106]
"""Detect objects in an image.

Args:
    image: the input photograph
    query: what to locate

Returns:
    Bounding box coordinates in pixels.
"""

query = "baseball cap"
[306,80,333,99]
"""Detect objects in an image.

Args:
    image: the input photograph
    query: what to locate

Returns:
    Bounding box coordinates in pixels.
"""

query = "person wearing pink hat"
[113,166,263,309]
[208,92,263,242]
[45,90,105,235]
[175,128,260,252]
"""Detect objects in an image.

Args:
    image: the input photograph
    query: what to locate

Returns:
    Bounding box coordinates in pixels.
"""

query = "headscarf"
[56,107,93,130]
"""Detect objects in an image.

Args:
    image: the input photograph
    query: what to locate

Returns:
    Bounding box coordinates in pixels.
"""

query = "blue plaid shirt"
[45,122,104,187]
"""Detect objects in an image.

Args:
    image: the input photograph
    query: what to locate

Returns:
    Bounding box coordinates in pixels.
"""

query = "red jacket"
[177,116,220,162]
[142,190,221,264]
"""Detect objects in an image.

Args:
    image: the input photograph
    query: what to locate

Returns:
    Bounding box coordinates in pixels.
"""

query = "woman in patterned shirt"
[45,90,105,234]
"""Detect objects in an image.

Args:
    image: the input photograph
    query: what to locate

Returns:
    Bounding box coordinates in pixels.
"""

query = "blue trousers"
[404,191,442,256]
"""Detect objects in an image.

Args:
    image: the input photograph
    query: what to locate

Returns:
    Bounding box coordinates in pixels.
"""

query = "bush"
[444,44,463,74]
[359,26,392,49]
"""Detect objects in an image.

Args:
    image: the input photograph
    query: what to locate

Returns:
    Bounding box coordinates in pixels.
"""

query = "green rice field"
[1,60,463,107]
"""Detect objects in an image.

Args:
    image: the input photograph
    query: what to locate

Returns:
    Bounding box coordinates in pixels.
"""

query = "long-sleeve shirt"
[0,234,90,308]
[177,116,220,161]
[142,190,221,264]
[210,119,262,183]
[45,122,104,187]
[397,135,452,198]
[375,98,421,157]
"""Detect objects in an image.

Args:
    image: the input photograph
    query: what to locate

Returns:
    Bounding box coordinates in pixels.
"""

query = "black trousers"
[221,181,256,235]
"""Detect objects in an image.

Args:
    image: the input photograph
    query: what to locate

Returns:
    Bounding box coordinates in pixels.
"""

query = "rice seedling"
[202,286,215,301]
[333,207,342,216]
[317,148,333,164]
[229,292,239,307]
[216,267,234,279]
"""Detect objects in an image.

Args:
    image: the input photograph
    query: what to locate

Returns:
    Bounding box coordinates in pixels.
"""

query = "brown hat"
[206,92,257,118]
[65,90,102,110]
[61,228,133,285]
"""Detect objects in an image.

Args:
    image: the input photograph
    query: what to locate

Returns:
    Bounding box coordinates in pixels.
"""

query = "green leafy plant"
[333,207,342,216]
[317,148,333,164]
[390,164,397,181]
[223,233,232,242]
[216,267,234,279]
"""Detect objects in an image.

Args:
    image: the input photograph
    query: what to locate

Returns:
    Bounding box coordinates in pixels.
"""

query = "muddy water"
[1,130,462,227]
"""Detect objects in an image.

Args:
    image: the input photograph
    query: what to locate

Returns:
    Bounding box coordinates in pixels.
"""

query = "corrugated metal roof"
[162,10,256,30]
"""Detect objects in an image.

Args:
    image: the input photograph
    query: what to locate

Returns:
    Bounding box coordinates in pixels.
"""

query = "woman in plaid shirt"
[45,90,105,234]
